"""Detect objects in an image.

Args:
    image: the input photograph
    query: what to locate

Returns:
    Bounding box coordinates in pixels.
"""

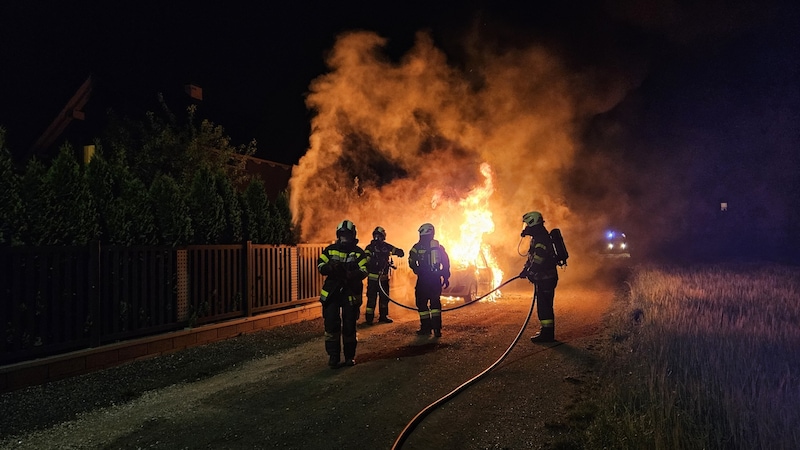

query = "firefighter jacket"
[365,240,404,281]
[523,225,559,281]
[409,239,451,283]
[318,240,369,305]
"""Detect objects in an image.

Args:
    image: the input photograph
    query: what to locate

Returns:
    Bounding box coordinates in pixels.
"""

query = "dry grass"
[588,263,800,449]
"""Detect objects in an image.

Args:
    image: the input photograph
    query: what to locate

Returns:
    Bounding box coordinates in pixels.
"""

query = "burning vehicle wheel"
[463,282,478,303]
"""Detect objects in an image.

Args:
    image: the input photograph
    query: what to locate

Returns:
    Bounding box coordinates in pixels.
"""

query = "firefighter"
[364,226,405,325]
[519,211,559,343]
[317,220,369,368]
[408,223,450,337]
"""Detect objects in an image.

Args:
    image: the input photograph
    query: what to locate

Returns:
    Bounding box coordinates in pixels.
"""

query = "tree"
[21,145,97,246]
[215,170,242,243]
[101,99,256,190]
[271,190,297,245]
[17,158,49,245]
[149,173,192,246]
[104,159,155,246]
[0,129,23,246]
[241,178,270,244]
[187,166,224,244]
[85,144,116,244]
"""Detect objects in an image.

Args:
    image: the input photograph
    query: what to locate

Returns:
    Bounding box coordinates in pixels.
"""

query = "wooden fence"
[0,242,326,366]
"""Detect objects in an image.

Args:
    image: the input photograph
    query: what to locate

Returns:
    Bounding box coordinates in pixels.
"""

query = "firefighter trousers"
[365,277,391,321]
[415,279,442,332]
[322,296,359,360]
[533,277,558,329]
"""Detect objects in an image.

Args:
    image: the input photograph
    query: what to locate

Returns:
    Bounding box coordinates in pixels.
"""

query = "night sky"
[0,2,475,164]
[2,1,799,259]
[1,2,794,162]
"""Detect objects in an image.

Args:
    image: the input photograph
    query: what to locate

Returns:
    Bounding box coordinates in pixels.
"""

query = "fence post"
[176,249,188,323]
[290,246,299,301]
[88,240,101,347]
[244,240,253,317]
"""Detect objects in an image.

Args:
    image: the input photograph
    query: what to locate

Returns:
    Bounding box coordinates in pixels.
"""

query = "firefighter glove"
[395,248,405,258]
[442,277,450,289]
[518,268,529,279]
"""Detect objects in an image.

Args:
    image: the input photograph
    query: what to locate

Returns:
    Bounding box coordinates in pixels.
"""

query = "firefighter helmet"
[418,223,435,236]
[373,226,386,240]
[336,220,357,239]
[522,211,544,227]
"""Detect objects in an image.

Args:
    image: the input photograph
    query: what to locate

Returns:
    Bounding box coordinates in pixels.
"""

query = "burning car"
[600,230,630,258]
[442,249,495,303]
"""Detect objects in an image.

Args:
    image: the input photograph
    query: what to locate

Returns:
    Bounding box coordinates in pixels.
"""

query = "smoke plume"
[289,28,636,279]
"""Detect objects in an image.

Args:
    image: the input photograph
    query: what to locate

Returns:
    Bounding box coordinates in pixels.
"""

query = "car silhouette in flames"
[441,249,494,303]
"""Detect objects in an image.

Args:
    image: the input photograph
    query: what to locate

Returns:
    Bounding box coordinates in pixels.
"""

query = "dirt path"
[1,276,617,450]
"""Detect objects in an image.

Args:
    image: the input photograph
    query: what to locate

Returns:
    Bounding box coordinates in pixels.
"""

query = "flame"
[439,163,504,301]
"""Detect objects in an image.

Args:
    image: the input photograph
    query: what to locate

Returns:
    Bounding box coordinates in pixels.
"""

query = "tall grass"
[589,263,800,449]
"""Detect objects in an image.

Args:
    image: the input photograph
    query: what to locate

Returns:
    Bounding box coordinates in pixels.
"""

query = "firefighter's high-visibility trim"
[327,249,350,259]
[324,331,339,341]
[532,242,548,265]
[541,319,554,326]
[318,254,330,269]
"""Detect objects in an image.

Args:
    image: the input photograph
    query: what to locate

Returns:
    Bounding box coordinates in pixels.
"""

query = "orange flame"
[439,163,504,301]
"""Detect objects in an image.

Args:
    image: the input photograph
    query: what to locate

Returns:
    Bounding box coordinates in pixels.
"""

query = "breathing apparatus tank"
[429,242,441,272]
[550,228,569,267]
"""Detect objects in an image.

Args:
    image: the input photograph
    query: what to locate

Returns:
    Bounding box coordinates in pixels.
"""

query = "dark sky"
[1,0,798,167]
[0,2,474,164]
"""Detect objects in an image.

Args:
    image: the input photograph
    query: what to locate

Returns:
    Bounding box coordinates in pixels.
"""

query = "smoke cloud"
[289,28,640,280]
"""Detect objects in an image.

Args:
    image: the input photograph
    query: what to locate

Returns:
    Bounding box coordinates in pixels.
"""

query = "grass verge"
[586,262,800,449]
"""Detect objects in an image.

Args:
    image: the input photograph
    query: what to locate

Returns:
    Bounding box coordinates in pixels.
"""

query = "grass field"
[588,263,800,449]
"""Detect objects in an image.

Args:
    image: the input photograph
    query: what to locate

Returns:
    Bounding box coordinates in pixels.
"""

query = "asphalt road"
[1,276,617,450]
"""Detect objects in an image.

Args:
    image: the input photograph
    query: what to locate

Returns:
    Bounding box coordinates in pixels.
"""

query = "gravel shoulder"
[1,275,620,450]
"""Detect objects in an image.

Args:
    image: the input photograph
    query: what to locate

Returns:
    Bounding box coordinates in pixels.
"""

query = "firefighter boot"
[343,342,357,367]
[416,318,432,335]
[431,314,442,337]
[325,340,341,368]
[530,326,555,343]
[378,303,392,323]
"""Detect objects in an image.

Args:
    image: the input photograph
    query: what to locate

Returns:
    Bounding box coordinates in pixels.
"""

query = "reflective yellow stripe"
[541,319,554,326]
[324,331,339,341]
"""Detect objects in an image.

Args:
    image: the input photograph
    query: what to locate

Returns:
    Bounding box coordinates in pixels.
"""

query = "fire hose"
[380,273,523,312]
[391,283,538,450]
